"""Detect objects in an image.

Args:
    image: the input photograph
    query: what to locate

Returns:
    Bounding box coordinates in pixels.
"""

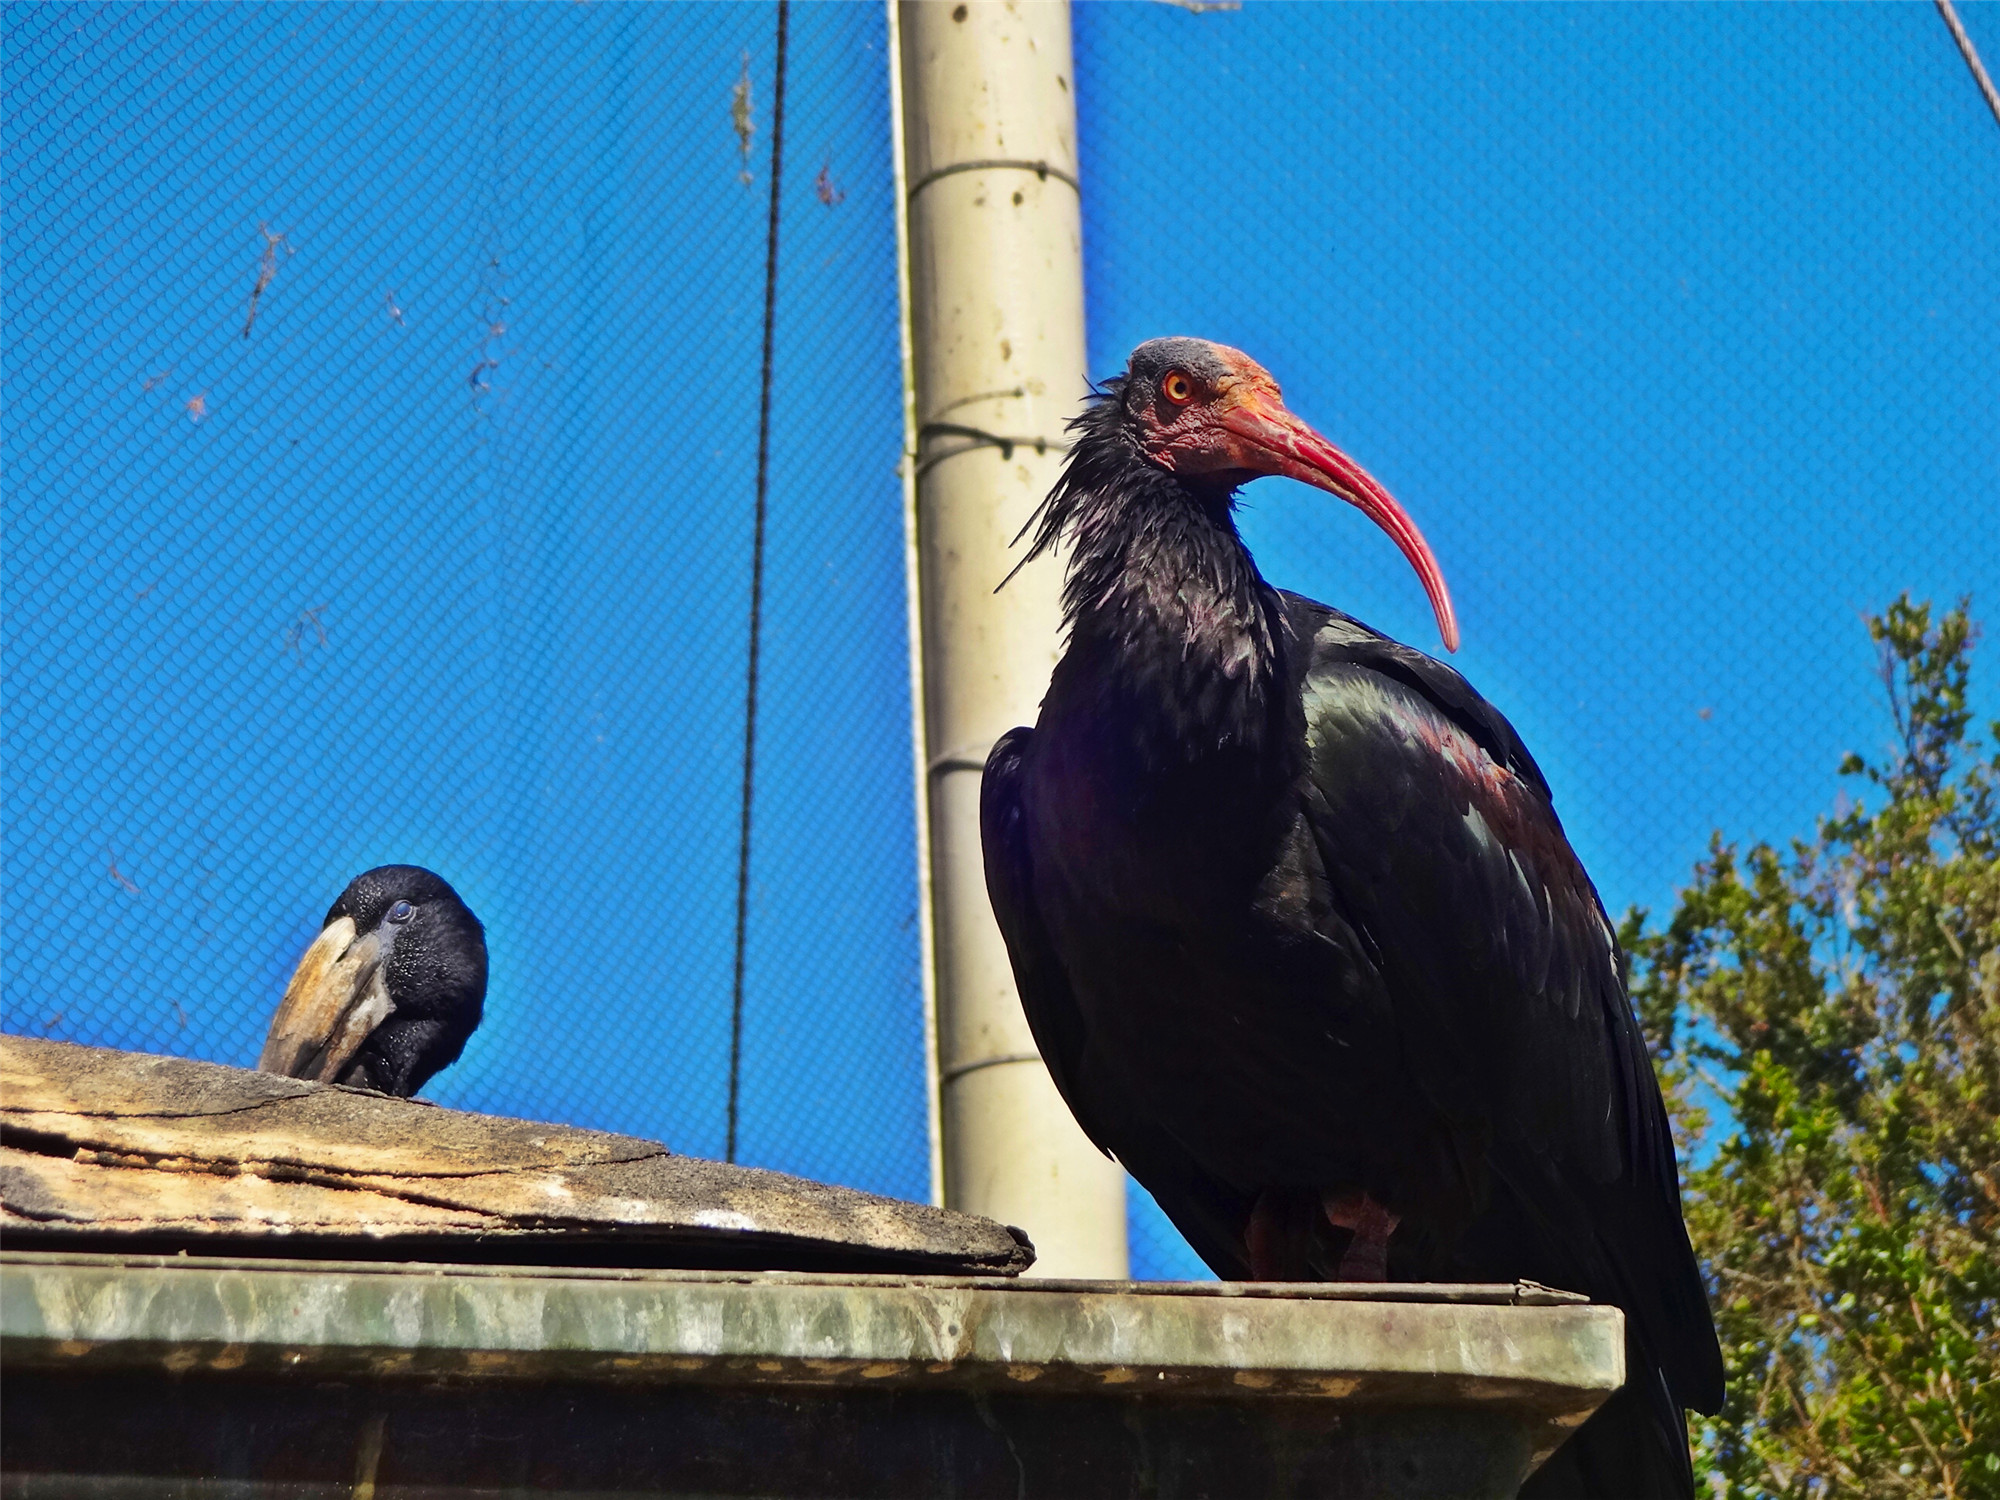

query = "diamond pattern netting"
[1071,1,1999,1278]
[6,3,1995,1282]
[3,0,927,1202]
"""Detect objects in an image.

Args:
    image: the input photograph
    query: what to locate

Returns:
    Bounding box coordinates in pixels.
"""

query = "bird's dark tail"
[1519,1357,1695,1500]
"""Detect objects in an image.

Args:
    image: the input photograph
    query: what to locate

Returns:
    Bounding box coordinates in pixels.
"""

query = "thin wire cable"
[1936,0,2000,130]
[728,0,789,1165]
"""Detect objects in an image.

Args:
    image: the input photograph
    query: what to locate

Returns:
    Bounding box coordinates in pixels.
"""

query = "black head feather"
[327,864,486,1096]
[1011,361,1261,639]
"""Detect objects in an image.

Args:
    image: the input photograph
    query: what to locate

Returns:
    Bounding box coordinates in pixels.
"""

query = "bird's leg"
[1322,1190,1400,1282]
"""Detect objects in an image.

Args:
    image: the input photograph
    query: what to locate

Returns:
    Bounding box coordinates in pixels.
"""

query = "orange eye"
[1161,371,1193,405]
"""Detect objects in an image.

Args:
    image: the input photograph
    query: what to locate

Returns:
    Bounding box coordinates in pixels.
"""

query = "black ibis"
[259,865,486,1098]
[981,338,1722,1497]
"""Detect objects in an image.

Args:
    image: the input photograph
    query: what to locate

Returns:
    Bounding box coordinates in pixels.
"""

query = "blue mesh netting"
[6,2,1996,1281]
[1069,1,1999,1278]
[3,0,925,1199]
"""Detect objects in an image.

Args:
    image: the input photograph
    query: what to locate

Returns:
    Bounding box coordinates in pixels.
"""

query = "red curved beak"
[1220,396,1459,654]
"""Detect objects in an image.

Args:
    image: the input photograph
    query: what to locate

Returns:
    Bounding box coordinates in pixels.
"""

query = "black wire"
[728,0,788,1165]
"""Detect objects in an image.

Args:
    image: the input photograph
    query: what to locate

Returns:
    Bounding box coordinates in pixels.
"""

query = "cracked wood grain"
[0,1036,1033,1274]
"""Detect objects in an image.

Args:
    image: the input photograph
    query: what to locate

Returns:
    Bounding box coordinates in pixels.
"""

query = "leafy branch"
[1628,595,2000,1499]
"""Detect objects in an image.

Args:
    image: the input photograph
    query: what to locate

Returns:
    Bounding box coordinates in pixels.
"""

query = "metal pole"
[887,0,946,1214]
[894,0,1128,1277]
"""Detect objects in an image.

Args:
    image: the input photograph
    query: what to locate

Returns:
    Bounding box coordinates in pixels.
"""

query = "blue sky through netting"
[5,1,1995,1281]
[3,1,925,1199]
[1074,0,1998,1277]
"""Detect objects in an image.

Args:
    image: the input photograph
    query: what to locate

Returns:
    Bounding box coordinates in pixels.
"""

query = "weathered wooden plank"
[0,1037,1033,1275]
[0,1148,497,1235]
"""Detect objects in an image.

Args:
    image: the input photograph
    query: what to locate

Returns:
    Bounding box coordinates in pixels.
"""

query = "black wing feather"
[983,598,1720,1492]
[1286,595,1722,1411]
[983,727,1258,1276]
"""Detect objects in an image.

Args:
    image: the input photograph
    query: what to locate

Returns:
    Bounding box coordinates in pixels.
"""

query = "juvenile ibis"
[259,865,486,1097]
[981,338,1722,1497]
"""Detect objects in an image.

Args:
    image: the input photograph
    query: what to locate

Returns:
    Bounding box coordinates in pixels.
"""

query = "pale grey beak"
[257,916,395,1083]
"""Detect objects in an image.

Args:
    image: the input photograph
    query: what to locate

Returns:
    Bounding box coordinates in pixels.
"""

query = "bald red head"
[1121,337,1459,653]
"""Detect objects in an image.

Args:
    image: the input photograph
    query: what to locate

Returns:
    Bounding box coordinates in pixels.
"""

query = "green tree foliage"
[1622,596,2000,1499]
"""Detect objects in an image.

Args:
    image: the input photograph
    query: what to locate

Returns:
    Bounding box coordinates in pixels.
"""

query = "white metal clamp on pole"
[891,0,1129,1278]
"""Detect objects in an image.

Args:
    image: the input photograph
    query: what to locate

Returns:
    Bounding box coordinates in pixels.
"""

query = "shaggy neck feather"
[1026,385,1290,759]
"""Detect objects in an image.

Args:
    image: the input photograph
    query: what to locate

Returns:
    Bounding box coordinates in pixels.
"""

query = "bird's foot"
[1322,1190,1400,1282]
